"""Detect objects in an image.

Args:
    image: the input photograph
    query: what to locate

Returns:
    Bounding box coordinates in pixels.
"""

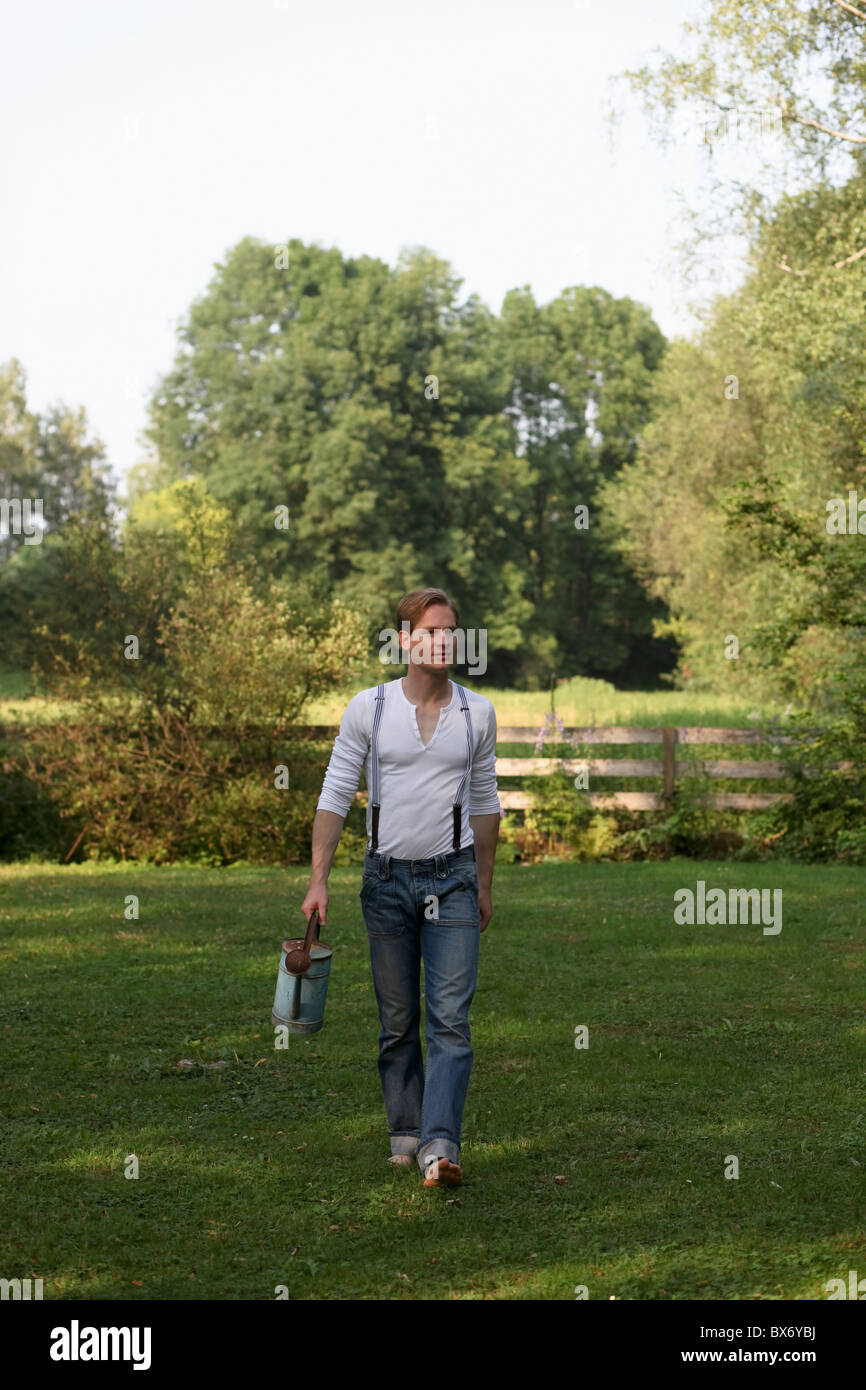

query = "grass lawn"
[0,663,787,730]
[1,860,863,1301]
[309,676,785,730]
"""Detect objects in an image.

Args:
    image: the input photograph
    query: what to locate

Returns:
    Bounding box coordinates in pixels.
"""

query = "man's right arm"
[302,810,347,926]
[300,692,369,927]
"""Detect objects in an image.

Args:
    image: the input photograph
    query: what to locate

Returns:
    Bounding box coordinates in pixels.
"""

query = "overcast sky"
[3,0,775,490]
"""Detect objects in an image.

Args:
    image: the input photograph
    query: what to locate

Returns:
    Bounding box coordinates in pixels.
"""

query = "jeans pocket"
[359,873,404,936]
[437,867,478,925]
[456,864,478,893]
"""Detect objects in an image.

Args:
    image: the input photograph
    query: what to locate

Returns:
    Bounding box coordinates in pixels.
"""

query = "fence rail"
[286,723,799,815]
[494,725,795,812]
[0,720,803,815]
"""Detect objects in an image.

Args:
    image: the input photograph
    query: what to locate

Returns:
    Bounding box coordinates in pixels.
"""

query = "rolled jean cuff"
[390,1134,419,1156]
[417,1137,460,1169]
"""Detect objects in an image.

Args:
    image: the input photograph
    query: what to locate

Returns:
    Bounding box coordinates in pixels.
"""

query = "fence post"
[663,727,677,803]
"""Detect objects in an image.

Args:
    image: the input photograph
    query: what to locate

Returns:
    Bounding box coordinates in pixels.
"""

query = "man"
[301,587,500,1188]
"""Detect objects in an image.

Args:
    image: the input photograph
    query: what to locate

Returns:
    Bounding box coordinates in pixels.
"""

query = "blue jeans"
[359,845,480,1172]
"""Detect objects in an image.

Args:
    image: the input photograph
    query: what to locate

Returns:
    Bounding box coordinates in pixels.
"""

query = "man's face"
[400,603,458,672]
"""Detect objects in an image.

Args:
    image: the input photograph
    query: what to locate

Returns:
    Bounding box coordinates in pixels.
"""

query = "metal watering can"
[272,908,333,1035]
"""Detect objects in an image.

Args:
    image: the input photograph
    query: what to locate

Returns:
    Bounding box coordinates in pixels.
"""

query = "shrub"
[20,564,368,864]
[746,666,866,862]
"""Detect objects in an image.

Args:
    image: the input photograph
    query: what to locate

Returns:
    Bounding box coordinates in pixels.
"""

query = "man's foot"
[387,1154,415,1167]
[422,1156,462,1187]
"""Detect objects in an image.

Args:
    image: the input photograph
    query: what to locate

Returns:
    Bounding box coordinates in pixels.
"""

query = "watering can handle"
[302,907,321,956]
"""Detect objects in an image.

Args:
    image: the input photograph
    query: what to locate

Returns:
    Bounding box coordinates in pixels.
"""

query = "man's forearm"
[310,808,346,882]
[469,812,500,890]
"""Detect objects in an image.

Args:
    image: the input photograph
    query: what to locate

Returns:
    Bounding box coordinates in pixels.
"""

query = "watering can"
[272,907,333,1035]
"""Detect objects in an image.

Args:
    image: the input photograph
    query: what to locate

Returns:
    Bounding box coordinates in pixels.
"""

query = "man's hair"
[397,587,460,632]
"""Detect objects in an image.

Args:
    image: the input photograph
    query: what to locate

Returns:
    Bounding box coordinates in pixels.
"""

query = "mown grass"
[1,860,863,1300]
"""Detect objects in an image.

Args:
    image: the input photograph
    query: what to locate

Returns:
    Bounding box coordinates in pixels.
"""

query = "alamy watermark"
[1,1277,43,1299]
[826,1270,866,1299]
[826,490,866,534]
[378,623,487,676]
[0,497,43,544]
[674,880,782,935]
[699,106,783,145]
[49,1321,152,1369]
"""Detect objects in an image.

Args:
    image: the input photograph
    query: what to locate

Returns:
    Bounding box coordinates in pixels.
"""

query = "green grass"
[0,664,785,730]
[1,860,864,1300]
[307,675,783,728]
[0,664,76,726]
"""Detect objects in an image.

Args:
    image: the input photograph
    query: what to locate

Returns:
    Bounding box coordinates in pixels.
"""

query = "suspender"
[369,685,387,856]
[369,682,473,854]
[452,683,473,853]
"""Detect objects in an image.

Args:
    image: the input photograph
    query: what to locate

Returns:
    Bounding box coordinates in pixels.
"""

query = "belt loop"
[435,854,448,878]
[378,852,391,880]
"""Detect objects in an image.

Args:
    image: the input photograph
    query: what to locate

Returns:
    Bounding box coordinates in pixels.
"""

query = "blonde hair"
[397,587,460,632]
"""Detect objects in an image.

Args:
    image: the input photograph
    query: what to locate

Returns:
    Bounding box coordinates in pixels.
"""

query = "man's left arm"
[468,701,501,932]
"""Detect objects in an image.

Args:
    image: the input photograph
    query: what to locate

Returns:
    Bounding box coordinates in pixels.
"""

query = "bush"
[0,730,71,861]
[19,564,369,864]
[747,667,866,862]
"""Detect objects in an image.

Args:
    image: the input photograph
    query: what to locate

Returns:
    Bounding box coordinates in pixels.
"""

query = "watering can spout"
[284,907,321,974]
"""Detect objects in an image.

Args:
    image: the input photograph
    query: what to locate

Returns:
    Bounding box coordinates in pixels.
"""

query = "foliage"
[0,359,115,670]
[744,668,866,861]
[617,0,866,260]
[140,239,672,687]
[19,561,368,864]
[602,172,866,705]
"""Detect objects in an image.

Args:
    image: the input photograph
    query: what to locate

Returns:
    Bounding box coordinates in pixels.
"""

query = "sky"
[2,0,777,491]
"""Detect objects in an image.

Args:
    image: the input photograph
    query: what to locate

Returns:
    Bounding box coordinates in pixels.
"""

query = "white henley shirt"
[316,678,501,859]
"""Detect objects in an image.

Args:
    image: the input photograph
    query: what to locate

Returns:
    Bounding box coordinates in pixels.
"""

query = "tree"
[496,284,672,684]
[618,0,866,267]
[143,237,672,686]
[0,360,115,671]
[603,175,866,701]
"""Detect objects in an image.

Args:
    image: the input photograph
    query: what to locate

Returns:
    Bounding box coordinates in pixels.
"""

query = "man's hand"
[478,887,493,933]
[301,880,328,928]
[469,811,499,934]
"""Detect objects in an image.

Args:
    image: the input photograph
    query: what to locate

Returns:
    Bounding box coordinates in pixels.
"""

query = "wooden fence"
[291,724,798,814]
[493,726,795,812]
[2,719,820,813]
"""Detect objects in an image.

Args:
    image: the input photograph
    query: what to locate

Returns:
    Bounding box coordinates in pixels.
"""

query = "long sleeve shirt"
[316,678,500,859]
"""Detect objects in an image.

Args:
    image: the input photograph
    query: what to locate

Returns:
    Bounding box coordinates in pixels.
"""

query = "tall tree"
[0,360,115,671]
[497,284,670,684]
[143,239,671,686]
[619,0,866,265]
[603,175,866,701]
[142,238,534,675]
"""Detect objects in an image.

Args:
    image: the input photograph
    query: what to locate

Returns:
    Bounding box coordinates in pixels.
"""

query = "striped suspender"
[368,682,474,854]
[452,683,474,852]
[369,684,386,854]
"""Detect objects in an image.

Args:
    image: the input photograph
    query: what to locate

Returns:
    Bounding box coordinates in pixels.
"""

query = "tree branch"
[778,243,866,274]
[787,110,866,144]
[831,0,866,21]
[777,85,866,145]
[833,243,866,268]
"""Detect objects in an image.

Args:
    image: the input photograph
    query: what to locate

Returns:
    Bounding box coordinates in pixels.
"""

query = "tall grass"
[307,675,786,729]
[0,664,787,731]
